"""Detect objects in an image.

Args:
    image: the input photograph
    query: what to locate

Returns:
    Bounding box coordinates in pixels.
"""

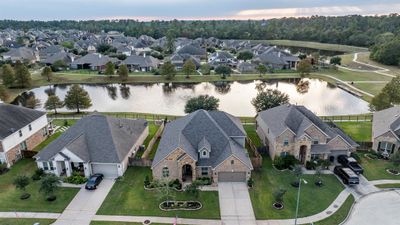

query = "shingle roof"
[152,110,252,169]
[122,55,159,67]
[176,45,206,56]
[71,53,118,67]
[35,115,147,163]
[373,106,400,139]
[0,104,46,140]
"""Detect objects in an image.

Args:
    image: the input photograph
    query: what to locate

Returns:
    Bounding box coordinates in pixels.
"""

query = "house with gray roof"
[208,51,237,67]
[252,47,299,70]
[151,110,253,183]
[0,104,48,167]
[34,115,148,178]
[256,105,358,164]
[372,106,400,156]
[70,53,119,71]
[175,44,207,59]
[1,47,38,64]
[121,55,160,72]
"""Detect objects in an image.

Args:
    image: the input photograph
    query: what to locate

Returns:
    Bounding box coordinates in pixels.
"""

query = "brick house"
[151,110,253,183]
[255,105,358,164]
[372,106,400,157]
[0,104,48,167]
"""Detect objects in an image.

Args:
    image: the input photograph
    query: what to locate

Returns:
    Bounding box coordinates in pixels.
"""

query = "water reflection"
[13,78,370,117]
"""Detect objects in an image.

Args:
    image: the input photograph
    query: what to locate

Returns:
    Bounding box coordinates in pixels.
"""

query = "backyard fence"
[142,122,165,159]
[356,142,373,150]
[320,114,373,122]
[129,158,153,167]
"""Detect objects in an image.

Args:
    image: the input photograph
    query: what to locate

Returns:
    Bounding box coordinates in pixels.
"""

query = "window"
[202,150,207,156]
[162,167,169,178]
[313,138,319,145]
[28,124,32,131]
[19,141,27,151]
[311,154,320,160]
[43,162,49,170]
[283,139,289,146]
[379,142,394,153]
[42,127,48,137]
[201,167,208,176]
[18,130,22,137]
[231,160,235,165]
[49,161,55,170]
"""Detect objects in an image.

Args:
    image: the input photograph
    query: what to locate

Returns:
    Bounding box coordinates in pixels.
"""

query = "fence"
[129,158,153,167]
[246,137,263,169]
[320,114,373,122]
[142,122,165,159]
[356,142,373,150]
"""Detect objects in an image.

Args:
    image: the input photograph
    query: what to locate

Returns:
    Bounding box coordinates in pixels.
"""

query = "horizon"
[1,0,400,21]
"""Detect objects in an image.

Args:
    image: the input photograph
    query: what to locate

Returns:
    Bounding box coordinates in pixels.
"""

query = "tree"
[184,95,220,113]
[97,44,116,54]
[182,60,196,79]
[160,61,176,80]
[315,166,323,186]
[215,65,231,79]
[273,188,286,204]
[14,61,32,88]
[237,51,253,61]
[292,164,303,187]
[41,66,53,82]
[370,38,400,65]
[165,29,176,54]
[311,52,320,65]
[51,60,68,72]
[297,59,312,76]
[39,174,61,200]
[118,64,129,81]
[45,95,64,114]
[370,76,400,111]
[256,64,267,77]
[156,180,175,202]
[200,64,211,75]
[104,61,115,78]
[1,64,15,87]
[25,95,41,109]
[390,150,400,173]
[330,56,342,65]
[64,84,92,113]
[369,91,392,111]
[13,176,30,192]
[185,182,199,199]
[251,89,289,112]
[0,84,9,102]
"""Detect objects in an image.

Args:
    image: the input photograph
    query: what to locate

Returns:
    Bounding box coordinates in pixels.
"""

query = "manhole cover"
[326,211,332,215]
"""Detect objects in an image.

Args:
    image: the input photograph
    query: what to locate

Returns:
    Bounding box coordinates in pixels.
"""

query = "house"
[175,44,207,59]
[252,47,299,70]
[170,53,201,70]
[255,105,358,164]
[0,104,48,167]
[372,106,400,156]
[151,110,253,183]
[208,51,237,66]
[34,115,149,178]
[41,52,75,66]
[1,47,38,63]
[237,62,256,73]
[121,55,160,72]
[70,53,119,71]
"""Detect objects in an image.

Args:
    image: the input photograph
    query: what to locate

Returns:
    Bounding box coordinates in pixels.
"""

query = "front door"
[299,145,307,164]
[182,164,193,182]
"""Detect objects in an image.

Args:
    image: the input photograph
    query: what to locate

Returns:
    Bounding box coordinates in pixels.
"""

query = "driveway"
[218,182,257,225]
[346,175,379,200]
[53,179,115,225]
[344,190,400,225]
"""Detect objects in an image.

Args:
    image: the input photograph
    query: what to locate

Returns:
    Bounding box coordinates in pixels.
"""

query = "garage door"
[91,164,119,178]
[218,172,246,182]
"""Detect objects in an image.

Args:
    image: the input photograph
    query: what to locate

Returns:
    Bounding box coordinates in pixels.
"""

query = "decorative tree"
[13,175,30,198]
[39,174,61,201]
[157,180,175,202]
[41,66,53,82]
[118,64,129,82]
[25,95,41,109]
[273,188,286,209]
[297,59,312,76]
[256,64,267,77]
[182,60,196,79]
[237,51,254,61]
[251,89,289,112]
[292,164,303,187]
[14,61,32,88]
[104,61,115,78]
[185,182,199,199]
[160,61,176,80]
[1,64,15,87]
[200,64,211,75]
[184,95,220,113]
[330,56,342,65]
[315,166,323,187]
[64,84,92,113]
[215,65,231,79]
[45,95,64,114]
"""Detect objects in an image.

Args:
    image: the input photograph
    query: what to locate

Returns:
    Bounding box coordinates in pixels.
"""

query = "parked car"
[338,155,364,174]
[334,166,359,185]
[85,174,104,190]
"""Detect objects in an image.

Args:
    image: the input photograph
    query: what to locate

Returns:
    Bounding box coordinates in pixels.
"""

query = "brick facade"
[373,131,400,153]
[213,155,251,183]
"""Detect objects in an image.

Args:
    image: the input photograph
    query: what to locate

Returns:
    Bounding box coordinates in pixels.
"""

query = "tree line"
[1,14,399,47]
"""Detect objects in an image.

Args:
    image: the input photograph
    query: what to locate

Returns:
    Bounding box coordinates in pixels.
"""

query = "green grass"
[91,222,189,225]
[136,123,160,158]
[355,152,400,180]
[357,52,400,76]
[243,124,263,149]
[250,157,344,219]
[313,195,354,225]
[97,167,220,219]
[33,132,62,151]
[375,183,400,189]
[147,137,160,160]
[317,69,392,82]
[52,119,78,127]
[353,83,387,96]
[0,218,56,225]
[335,122,372,142]
[255,40,368,53]
[0,159,79,212]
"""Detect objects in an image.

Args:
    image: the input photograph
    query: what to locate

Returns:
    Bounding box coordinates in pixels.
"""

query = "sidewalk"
[92,215,221,225]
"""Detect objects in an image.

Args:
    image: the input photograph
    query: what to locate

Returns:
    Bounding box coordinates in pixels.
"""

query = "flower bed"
[159,200,202,211]
[386,169,400,175]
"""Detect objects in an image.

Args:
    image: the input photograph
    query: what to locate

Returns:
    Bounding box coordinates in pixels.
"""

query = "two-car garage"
[91,163,119,178]
[218,172,247,182]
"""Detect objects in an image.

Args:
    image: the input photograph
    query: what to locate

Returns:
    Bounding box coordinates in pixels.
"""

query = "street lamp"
[294,178,308,225]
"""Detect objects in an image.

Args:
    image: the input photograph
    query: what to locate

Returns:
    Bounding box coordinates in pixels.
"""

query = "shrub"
[63,173,88,184]
[20,193,31,200]
[247,178,254,188]
[144,175,151,187]
[196,177,212,185]
[350,152,361,161]
[274,155,299,170]
[185,183,199,198]
[0,163,9,175]
[31,173,41,181]
[63,120,69,126]
[169,179,182,190]
[273,188,286,203]
[306,161,317,170]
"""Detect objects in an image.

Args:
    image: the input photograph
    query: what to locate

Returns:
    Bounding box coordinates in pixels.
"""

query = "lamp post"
[294,178,307,225]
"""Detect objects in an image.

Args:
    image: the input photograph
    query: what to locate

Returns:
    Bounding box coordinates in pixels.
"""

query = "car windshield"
[88,177,97,182]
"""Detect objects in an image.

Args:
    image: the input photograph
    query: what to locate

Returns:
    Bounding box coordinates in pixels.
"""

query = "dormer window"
[313,138,319,145]
[200,148,210,159]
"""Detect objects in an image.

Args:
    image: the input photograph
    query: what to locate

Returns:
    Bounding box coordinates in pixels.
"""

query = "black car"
[334,166,359,185]
[85,174,104,190]
[338,155,364,175]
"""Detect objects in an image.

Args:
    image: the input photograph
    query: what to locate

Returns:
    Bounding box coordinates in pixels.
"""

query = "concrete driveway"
[344,190,400,225]
[218,182,257,225]
[53,179,115,225]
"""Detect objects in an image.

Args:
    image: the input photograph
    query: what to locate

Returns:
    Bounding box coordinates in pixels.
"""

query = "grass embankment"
[0,218,56,225]
[254,40,368,53]
[97,167,220,219]
[375,183,400,189]
[357,52,400,76]
[354,152,400,181]
[91,222,187,225]
[313,195,355,225]
[335,121,372,142]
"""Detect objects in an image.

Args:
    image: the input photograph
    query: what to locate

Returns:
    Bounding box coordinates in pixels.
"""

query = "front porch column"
[54,161,62,176]
[65,161,72,177]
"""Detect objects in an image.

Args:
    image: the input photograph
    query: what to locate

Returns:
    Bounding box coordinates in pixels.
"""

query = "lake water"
[13,78,370,117]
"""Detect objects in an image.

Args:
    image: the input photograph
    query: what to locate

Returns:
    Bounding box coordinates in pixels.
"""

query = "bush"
[63,173,88,184]
[185,183,199,198]
[63,120,69,126]
[305,161,317,170]
[20,193,31,200]
[151,68,160,75]
[0,163,9,175]
[350,152,361,161]
[144,175,151,187]
[196,177,212,185]
[169,179,182,190]
[31,173,41,181]
[46,195,57,201]
[247,178,254,188]
[274,155,299,170]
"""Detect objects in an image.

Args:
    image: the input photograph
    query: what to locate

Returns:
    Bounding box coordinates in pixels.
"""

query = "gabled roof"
[0,104,46,140]
[71,53,118,67]
[122,55,160,67]
[373,106,400,139]
[2,47,36,61]
[35,115,147,163]
[176,44,206,56]
[152,110,252,169]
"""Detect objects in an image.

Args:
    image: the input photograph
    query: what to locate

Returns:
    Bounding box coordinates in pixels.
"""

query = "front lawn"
[355,152,400,180]
[97,167,220,219]
[313,195,354,225]
[335,122,372,142]
[0,218,56,225]
[250,157,344,219]
[0,159,79,212]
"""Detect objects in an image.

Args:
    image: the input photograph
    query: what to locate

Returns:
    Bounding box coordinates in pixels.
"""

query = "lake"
[13,78,370,117]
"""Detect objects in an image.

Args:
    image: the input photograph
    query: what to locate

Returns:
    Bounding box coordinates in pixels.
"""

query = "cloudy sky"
[1,0,399,21]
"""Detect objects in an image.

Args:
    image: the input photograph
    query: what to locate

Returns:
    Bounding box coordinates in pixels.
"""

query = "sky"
[1,0,399,21]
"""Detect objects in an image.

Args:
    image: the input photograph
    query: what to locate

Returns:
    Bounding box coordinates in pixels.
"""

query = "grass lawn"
[52,119,78,127]
[317,69,392,82]
[147,137,160,160]
[335,122,372,142]
[97,167,220,219]
[375,183,400,189]
[352,83,387,96]
[33,132,62,151]
[0,159,79,212]
[91,222,188,225]
[0,218,56,225]
[357,52,400,76]
[136,123,160,158]
[254,40,367,53]
[243,125,263,148]
[355,152,400,180]
[250,157,344,219]
[312,195,354,225]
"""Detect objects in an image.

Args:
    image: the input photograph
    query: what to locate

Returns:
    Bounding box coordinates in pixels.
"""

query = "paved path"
[346,175,379,200]
[369,179,400,185]
[0,212,60,219]
[314,73,375,97]
[338,53,396,78]
[218,182,257,225]
[52,179,115,225]
[93,215,221,225]
[343,190,400,225]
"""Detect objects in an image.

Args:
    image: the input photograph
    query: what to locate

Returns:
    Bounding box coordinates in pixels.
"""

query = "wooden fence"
[129,158,153,167]
[142,122,165,159]
[246,137,263,169]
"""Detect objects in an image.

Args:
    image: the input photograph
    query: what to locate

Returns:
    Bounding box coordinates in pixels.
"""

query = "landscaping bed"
[159,200,202,211]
